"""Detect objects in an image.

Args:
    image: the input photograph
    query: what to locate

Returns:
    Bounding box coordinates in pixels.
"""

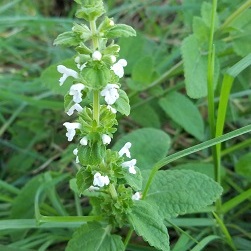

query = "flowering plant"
[52,0,223,250]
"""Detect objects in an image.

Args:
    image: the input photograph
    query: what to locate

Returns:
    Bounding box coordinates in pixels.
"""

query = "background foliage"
[0,0,251,250]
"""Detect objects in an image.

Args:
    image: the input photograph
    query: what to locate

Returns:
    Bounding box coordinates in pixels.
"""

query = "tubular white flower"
[63,122,81,141]
[119,142,132,158]
[100,84,119,105]
[111,59,127,78]
[92,51,102,61]
[67,103,83,116]
[73,148,79,163]
[109,19,115,26]
[93,172,110,187]
[102,134,111,145]
[57,65,78,86]
[80,136,88,146]
[122,159,137,174]
[69,83,85,103]
[132,192,141,200]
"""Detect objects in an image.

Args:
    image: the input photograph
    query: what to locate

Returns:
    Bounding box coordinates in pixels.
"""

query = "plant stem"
[124,228,134,248]
[90,19,100,125]
[93,90,100,125]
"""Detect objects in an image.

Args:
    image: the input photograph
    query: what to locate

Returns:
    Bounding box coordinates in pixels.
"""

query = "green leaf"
[201,2,219,29]
[40,58,77,95]
[145,169,223,219]
[235,152,251,181]
[181,35,219,99]
[114,89,130,116]
[129,56,154,90]
[130,103,161,128]
[81,66,110,90]
[78,142,106,166]
[54,31,80,47]
[11,174,45,219]
[76,167,93,194]
[105,24,136,38]
[128,200,170,251]
[112,128,171,170]
[66,222,125,251]
[159,91,204,141]
[193,17,209,43]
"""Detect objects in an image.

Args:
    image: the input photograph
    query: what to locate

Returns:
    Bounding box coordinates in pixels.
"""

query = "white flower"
[73,148,79,163]
[57,65,78,86]
[67,103,83,116]
[63,122,81,141]
[69,83,85,103]
[107,105,117,114]
[102,134,111,145]
[80,136,88,146]
[100,84,119,105]
[119,142,132,158]
[122,159,137,174]
[132,192,141,200]
[111,59,127,78]
[109,19,115,26]
[93,172,110,187]
[92,51,102,61]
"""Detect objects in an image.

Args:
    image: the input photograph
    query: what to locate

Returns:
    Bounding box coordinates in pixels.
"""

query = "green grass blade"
[222,188,251,214]
[190,235,220,251]
[143,124,251,198]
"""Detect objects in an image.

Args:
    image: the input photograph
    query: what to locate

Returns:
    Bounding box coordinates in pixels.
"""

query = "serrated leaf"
[54,31,80,47]
[66,222,124,251]
[193,17,209,43]
[159,91,204,140]
[114,89,130,116]
[105,24,136,38]
[128,200,170,251]
[112,128,171,170]
[40,58,77,95]
[145,170,223,219]
[76,168,93,194]
[123,166,142,191]
[81,66,110,90]
[78,142,106,166]
[181,34,219,98]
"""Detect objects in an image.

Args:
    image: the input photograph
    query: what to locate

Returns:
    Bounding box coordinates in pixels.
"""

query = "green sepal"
[75,0,105,21]
[114,89,130,116]
[76,42,92,55]
[122,166,142,191]
[105,24,136,38]
[76,166,93,194]
[81,66,111,90]
[99,105,118,134]
[72,23,92,42]
[98,17,115,33]
[54,31,80,47]
[103,44,120,55]
[78,141,106,166]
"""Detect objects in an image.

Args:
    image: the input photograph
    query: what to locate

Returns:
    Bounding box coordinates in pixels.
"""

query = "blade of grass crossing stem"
[212,212,236,250]
[190,235,220,251]
[142,124,251,198]
[222,188,251,214]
